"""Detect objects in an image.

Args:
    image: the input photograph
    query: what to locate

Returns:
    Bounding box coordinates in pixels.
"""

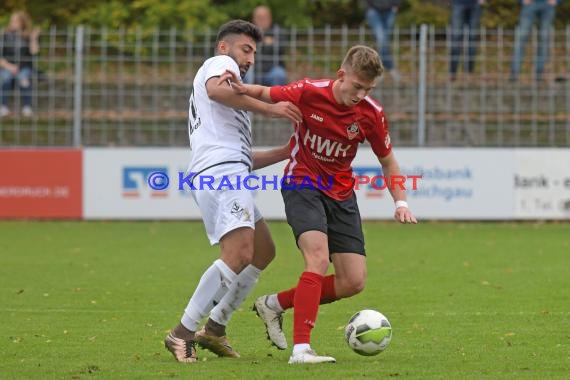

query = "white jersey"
[188,55,253,176]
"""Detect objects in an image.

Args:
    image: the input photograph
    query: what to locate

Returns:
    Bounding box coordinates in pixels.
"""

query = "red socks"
[320,274,338,304]
[292,272,324,344]
[276,287,296,310]
[277,274,337,310]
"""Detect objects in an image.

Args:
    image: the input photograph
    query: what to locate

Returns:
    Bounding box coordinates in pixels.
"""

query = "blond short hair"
[341,45,384,81]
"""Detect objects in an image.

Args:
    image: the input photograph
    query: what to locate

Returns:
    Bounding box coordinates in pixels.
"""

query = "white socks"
[293,343,311,355]
[266,293,284,312]
[210,264,262,326]
[181,259,236,332]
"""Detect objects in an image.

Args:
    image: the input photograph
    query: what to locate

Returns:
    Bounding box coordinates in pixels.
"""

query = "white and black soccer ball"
[344,309,392,356]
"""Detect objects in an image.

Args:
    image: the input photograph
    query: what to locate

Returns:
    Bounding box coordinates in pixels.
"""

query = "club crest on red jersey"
[347,123,360,140]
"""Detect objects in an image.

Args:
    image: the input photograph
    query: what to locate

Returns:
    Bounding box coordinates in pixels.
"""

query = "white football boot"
[253,295,287,349]
[288,348,336,364]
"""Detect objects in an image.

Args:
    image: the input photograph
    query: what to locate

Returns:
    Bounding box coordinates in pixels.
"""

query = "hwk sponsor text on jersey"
[303,128,351,159]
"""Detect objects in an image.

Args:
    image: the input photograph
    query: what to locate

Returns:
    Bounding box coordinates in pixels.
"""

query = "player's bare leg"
[330,253,366,298]
[219,226,256,272]
[251,218,276,270]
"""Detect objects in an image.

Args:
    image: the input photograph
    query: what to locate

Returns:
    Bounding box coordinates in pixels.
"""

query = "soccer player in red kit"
[224,45,417,364]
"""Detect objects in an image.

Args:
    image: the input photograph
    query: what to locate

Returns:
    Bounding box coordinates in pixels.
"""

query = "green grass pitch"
[1,221,569,379]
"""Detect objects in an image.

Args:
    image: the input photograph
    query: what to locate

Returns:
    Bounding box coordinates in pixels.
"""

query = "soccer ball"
[344,309,392,356]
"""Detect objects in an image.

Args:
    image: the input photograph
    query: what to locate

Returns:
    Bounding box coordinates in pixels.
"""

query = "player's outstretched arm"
[252,144,290,170]
[218,69,273,103]
[206,76,300,123]
[378,152,418,224]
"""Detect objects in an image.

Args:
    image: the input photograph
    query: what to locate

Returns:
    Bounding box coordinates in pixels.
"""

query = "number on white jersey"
[188,89,201,136]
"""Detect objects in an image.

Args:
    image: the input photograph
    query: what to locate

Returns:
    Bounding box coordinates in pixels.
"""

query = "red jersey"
[270,78,392,201]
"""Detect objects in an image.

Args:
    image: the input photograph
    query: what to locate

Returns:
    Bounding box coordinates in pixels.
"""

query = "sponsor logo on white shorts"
[230,201,251,221]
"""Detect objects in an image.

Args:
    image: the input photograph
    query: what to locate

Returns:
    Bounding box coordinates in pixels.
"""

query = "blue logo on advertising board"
[123,167,169,198]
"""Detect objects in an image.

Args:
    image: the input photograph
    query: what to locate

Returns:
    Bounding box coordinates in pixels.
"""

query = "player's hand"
[219,69,247,94]
[394,207,417,224]
[266,101,303,123]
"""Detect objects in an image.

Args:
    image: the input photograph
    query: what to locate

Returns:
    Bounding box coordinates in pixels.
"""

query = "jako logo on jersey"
[347,123,360,140]
[385,134,391,149]
[123,167,169,198]
[310,113,324,122]
[303,129,351,158]
[285,83,304,91]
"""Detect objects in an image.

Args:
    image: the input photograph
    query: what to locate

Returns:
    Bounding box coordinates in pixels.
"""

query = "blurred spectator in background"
[246,5,288,86]
[0,11,39,117]
[449,0,485,81]
[363,0,402,82]
[510,0,559,82]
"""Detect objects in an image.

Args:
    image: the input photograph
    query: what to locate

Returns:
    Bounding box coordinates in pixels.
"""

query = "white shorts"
[191,163,262,245]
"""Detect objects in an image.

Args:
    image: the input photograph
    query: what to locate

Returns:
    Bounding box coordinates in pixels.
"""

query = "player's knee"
[348,277,366,296]
[221,241,254,272]
[235,255,253,273]
[339,276,366,297]
[235,245,254,268]
[305,253,329,275]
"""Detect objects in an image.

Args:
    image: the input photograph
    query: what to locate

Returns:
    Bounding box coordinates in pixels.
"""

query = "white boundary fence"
[0,25,569,148]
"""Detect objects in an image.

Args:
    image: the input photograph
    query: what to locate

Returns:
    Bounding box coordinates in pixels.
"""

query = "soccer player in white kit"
[164,20,302,363]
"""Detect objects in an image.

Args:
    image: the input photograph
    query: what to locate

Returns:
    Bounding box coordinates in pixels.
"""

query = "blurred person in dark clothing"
[246,5,288,86]
[510,0,559,82]
[449,0,485,81]
[363,0,402,82]
[0,11,40,117]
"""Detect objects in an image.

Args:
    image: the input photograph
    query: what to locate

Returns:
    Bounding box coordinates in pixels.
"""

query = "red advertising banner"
[0,149,82,219]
